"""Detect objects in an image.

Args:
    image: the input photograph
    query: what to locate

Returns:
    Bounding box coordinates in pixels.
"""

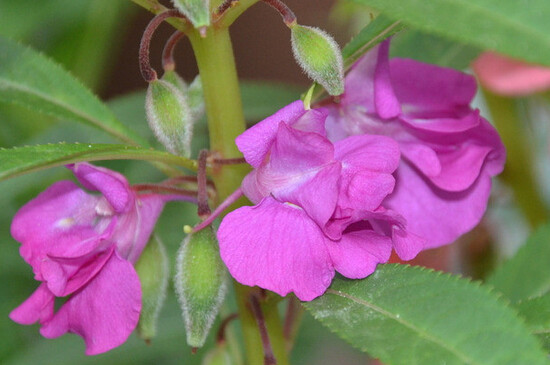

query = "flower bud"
[162,69,188,92]
[290,24,344,96]
[187,75,205,121]
[172,0,210,30]
[145,79,193,157]
[175,226,227,348]
[135,235,169,341]
[202,343,233,365]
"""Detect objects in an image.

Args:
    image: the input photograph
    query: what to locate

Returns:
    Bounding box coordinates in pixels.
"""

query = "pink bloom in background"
[472,51,550,96]
[10,163,166,355]
[218,40,505,301]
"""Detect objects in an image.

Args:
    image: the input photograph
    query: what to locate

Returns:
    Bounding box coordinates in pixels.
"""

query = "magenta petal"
[40,250,141,355]
[11,181,99,277]
[335,134,400,173]
[392,227,425,261]
[399,142,441,178]
[339,170,395,211]
[218,197,334,301]
[386,162,493,248]
[236,100,306,168]
[374,40,401,119]
[68,163,133,213]
[390,58,477,110]
[10,283,55,325]
[327,230,392,278]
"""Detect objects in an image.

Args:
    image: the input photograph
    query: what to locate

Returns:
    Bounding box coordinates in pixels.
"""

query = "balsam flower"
[218,101,419,301]
[325,40,506,248]
[10,163,167,355]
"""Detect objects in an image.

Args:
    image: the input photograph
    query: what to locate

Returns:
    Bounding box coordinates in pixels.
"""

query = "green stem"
[482,89,549,227]
[189,21,288,365]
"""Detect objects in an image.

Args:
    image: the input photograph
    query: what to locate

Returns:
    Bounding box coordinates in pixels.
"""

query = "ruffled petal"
[10,283,55,325]
[386,161,493,248]
[236,100,306,168]
[40,250,141,355]
[218,197,334,301]
[391,227,426,261]
[335,134,400,173]
[374,40,401,119]
[327,229,392,278]
[69,163,133,213]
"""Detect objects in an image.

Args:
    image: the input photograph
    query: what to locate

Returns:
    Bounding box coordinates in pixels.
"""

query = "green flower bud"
[187,75,205,121]
[135,235,169,341]
[145,78,193,157]
[202,343,233,365]
[175,226,227,348]
[172,0,210,30]
[162,69,188,92]
[290,24,344,96]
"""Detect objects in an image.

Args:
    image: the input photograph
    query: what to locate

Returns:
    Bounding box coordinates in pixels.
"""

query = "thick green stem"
[189,22,289,365]
[483,89,549,226]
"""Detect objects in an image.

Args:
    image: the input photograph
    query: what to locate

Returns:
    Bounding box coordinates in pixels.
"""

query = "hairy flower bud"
[175,226,227,348]
[172,0,210,30]
[187,75,205,121]
[145,79,193,157]
[135,235,169,341]
[290,24,344,96]
[162,69,188,92]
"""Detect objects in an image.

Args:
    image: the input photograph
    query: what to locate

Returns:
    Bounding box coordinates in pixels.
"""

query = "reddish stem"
[215,0,240,17]
[139,10,185,82]
[213,157,247,165]
[162,30,186,72]
[250,295,277,365]
[216,313,239,344]
[192,188,243,232]
[261,0,296,26]
[197,149,211,218]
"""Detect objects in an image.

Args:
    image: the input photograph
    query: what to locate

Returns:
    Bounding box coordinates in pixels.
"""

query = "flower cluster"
[217,40,505,301]
[9,163,167,355]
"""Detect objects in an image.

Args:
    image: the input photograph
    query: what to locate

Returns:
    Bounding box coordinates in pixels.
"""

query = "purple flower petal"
[374,40,401,119]
[10,283,54,325]
[386,161,493,248]
[68,163,133,213]
[327,229,392,278]
[218,197,334,301]
[236,100,306,168]
[391,227,425,261]
[40,250,141,355]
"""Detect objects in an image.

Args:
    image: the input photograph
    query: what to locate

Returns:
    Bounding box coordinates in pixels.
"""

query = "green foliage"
[0,36,145,145]
[516,293,550,351]
[172,0,210,29]
[305,264,548,365]
[341,14,404,69]
[487,224,550,303]
[352,0,550,66]
[0,143,197,181]
[391,30,481,69]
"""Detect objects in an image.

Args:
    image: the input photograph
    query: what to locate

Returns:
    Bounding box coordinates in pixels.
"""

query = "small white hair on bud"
[172,0,211,29]
[291,24,344,96]
[145,79,194,157]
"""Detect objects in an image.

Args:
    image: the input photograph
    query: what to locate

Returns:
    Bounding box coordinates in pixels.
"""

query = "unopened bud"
[172,0,210,30]
[175,226,227,348]
[290,24,344,96]
[202,343,233,365]
[145,79,193,157]
[135,235,169,341]
[162,69,188,92]
[187,75,205,121]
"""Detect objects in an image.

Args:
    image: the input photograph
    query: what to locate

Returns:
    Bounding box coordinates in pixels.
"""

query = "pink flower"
[9,163,166,355]
[325,40,506,248]
[217,40,505,301]
[472,51,550,96]
[218,101,412,301]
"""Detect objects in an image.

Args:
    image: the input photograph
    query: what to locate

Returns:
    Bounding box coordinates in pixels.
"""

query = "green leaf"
[0,36,147,146]
[487,223,550,303]
[0,143,197,181]
[305,264,548,365]
[516,294,550,352]
[342,14,404,69]
[391,30,481,69]
[352,0,550,67]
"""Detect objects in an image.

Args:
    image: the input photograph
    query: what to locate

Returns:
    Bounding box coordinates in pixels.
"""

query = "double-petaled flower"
[10,163,167,355]
[217,40,505,301]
